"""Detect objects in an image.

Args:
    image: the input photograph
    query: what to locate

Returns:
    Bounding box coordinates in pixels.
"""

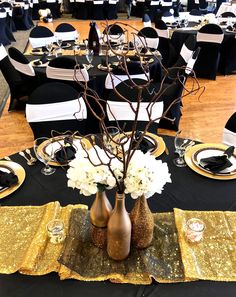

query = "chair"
[29,26,55,48]
[160,0,173,14]
[0,44,36,111]
[0,2,16,42]
[92,0,105,20]
[74,0,87,19]
[136,0,146,17]
[218,30,236,75]
[158,47,200,130]
[26,82,87,139]
[45,0,58,18]
[32,0,40,20]
[149,1,159,21]
[161,11,175,23]
[8,46,35,78]
[155,19,176,67]
[221,11,236,17]
[222,112,236,146]
[12,2,32,30]
[136,27,159,50]
[0,8,11,46]
[54,23,78,41]
[194,23,224,80]
[166,34,196,81]
[106,78,164,133]
[107,0,118,19]
[188,9,202,22]
[102,24,125,44]
[46,56,89,90]
[142,13,152,27]
[105,61,149,89]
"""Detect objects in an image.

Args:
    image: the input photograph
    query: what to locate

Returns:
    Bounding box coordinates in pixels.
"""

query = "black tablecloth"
[0,135,236,297]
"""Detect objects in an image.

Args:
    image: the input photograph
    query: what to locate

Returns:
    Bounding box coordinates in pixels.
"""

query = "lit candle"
[185,218,205,243]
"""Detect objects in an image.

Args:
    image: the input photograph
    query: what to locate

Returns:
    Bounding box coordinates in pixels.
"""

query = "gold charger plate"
[113,132,166,158]
[37,135,92,166]
[184,143,236,180]
[0,161,26,199]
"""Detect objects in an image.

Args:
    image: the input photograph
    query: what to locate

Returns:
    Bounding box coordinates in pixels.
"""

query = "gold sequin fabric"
[174,208,236,281]
[0,202,87,275]
[58,209,186,284]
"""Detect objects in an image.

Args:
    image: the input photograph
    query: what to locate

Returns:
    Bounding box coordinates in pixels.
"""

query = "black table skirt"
[0,135,236,297]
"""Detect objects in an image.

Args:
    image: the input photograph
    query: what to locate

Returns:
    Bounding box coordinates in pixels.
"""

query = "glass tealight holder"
[47,219,66,244]
[185,218,205,243]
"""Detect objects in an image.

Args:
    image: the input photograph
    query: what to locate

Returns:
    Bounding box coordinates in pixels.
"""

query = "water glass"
[56,38,63,48]
[34,137,56,175]
[47,219,66,244]
[86,49,94,67]
[173,130,192,167]
[185,218,205,243]
[45,42,54,56]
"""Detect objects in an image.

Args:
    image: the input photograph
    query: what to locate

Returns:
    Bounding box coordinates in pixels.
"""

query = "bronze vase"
[107,192,131,261]
[90,191,112,228]
[130,194,154,249]
[90,191,112,248]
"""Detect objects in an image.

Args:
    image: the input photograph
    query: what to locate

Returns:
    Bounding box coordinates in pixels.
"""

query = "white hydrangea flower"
[124,150,171,199]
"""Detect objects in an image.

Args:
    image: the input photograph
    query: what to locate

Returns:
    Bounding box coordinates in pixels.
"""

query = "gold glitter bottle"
[107,192,131,260]
[130,194,154,249]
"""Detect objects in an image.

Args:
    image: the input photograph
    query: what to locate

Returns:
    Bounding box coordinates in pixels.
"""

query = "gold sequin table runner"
[174,208,236,281]
[58,208,186,284]
[0,204,235,284]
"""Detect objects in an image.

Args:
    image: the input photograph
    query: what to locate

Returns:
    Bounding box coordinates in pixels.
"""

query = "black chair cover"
[107,1,118,19]
[74,2,87,19]
[29,25,54,38]
[92,1,105,20]
[0,8,11,46]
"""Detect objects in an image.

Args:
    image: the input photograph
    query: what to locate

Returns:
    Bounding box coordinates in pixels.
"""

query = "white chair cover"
[197,32,224,44]
[135,36,159,49]
[46,66,89,82]
[29,36,56,48]
[26,98,87,122]
[10,58,35,77]
[106,100,164,123]
[54,30,78,41]
[156,28,169,38]
[223,128,236,146]
[180,43,193,63]
[105,73,149,89]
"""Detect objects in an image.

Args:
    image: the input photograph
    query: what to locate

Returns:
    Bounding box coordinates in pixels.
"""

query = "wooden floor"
[0,19,236,158]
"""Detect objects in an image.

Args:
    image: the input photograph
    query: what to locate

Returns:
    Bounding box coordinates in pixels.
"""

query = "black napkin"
[226,25,233,31]
[131,131,156,154]
[200,146,235,173]
[101,58,108,67]
[32,48,41,53]
[0,170,18,189]
[54,136,77,164]
[33,53,48,66]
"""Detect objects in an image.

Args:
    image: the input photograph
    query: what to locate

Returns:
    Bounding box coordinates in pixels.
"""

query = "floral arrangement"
[67,145,171,199]
[124,150,171,199]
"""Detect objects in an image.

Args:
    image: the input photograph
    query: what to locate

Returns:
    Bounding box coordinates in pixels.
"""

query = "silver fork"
[25,149,37,163]
[19,151,34,166]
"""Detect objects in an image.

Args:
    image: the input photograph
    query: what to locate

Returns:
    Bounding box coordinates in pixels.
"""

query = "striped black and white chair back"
[135,0,146,17]
[8,46,35,77]
[223,113,236,146]
[106,78,164,133]
[29,26,55,48]
[142,13,152,27]
[1,3,16,41]
[45,0,57,18]
[105,62,149,89]
[46,56,89,82]
[155,19,169,39]
[54,23,78,41]
[74,0,87,19]
[194,23,223,79]
[26,82,87,139]
[149,1,159,21]
[160,0,173,14]
[0,8,11,46]
[136,27,159,50]
[221,11,236,18]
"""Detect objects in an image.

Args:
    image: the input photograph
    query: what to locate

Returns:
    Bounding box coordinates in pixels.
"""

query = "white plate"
[192,147,236,175]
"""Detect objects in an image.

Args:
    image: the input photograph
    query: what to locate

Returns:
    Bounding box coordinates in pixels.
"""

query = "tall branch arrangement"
[71,21,203,194]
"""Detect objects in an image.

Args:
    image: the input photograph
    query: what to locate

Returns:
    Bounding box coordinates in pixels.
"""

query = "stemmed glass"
[34,137,56,175]
[184,18,189,28]
[56,37,63,48]
[86,49,94,68]
[173,130,192,167]
[45,41,54,57]
[103,126,119,153]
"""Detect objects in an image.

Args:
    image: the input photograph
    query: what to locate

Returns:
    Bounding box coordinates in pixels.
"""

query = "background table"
[0,135,236,297]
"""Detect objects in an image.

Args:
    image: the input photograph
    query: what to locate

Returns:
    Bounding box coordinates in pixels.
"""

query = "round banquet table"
[0,135,236,297]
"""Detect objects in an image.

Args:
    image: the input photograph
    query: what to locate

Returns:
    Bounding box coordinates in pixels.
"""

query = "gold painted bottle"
[130,194,154,249]
[90,191,112,228]
[107,192,131,260]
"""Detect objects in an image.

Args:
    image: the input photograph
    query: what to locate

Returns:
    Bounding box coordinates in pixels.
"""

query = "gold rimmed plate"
[113,132,166,158]
[0,161,26,199]
[36,135,92,166]
[185,143,236,180]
